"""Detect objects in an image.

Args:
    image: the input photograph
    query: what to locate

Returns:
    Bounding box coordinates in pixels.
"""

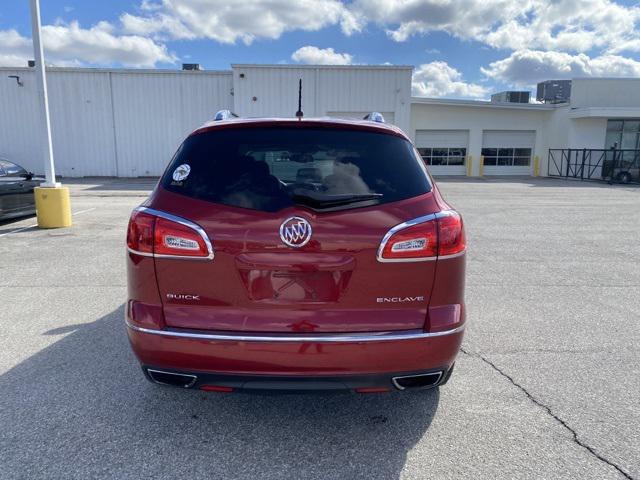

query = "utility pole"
[30,0,72,227]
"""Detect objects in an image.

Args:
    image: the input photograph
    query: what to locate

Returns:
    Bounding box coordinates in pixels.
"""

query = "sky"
[1,0,640,100]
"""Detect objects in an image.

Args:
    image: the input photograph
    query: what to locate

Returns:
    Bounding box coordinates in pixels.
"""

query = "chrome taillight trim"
[376,210,465,263]
[127,206,215,260]
[126,319,465,343]
[377,213,437,263]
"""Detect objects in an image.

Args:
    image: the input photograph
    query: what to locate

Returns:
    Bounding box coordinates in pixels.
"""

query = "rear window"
[160,127,431,212]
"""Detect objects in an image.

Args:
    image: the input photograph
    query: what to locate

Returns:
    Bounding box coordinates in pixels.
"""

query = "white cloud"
[0,30,32,66]
[120,13,192,40]
[345,0,640,54]
[413,61,489,98]
[291,46,353,65]
[347,0,529,42]
[121,0,355,44]
[481,50,640,86]
[0,22,175,68]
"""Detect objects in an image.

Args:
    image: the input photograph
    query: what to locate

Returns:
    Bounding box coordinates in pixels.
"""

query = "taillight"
[127,210,155,255]
[126,208,213,260]
[378,210,465,262]
[380,219,438,260]
[436,210,466,257]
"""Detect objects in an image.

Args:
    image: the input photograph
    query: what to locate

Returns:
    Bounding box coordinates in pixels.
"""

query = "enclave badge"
[280,216,312,248]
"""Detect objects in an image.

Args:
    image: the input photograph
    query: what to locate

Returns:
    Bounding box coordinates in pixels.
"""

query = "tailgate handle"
[235,253,355,272]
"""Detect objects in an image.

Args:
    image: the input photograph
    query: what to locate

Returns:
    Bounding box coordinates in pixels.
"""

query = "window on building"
[606,119,640,154]
[481,148,532,166]
[418,147,467,166]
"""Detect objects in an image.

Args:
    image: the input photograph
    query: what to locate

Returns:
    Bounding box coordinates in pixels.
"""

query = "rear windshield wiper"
[291,192,383,208]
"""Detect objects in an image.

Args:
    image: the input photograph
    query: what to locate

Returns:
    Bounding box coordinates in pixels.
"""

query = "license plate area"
[238,269,352,303]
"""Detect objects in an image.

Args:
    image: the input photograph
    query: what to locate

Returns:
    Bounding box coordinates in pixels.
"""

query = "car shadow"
[0,305,439,480]
[0,213,36,230]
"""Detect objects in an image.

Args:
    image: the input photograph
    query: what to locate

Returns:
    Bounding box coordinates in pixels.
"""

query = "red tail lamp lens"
[381,221,438,260]
[200,385,234,393]
[127,209,212,259]
[379,210,465,261]
[428,304,463,332]
[355,387,391,394]
[126,211,155,254]
[437,212,466,256]
[154,217,209,257]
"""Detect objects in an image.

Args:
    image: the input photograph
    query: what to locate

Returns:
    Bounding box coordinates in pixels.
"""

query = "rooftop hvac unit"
[182,63,202,71]
[490,91,530,103]
[536,80,571,103]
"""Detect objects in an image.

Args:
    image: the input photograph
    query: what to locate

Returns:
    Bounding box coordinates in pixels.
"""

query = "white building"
[1,64,639,178]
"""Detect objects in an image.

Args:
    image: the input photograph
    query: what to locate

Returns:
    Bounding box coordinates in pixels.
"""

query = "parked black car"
[0,159,41,221]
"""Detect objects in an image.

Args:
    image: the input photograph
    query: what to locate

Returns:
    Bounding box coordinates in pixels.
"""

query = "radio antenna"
[295,78,303,120]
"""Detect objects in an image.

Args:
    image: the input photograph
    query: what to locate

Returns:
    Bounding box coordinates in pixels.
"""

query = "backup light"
[391,238,428,252]
[164,235,200,250]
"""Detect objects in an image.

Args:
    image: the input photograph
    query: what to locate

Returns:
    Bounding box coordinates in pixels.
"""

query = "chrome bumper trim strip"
[126,320,465,343]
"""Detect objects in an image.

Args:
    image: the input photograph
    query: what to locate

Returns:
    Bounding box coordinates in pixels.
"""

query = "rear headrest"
[250,161,271,177]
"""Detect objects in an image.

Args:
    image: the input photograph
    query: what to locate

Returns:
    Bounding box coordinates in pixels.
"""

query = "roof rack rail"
[363,112,385,123]
[213,109,238,121]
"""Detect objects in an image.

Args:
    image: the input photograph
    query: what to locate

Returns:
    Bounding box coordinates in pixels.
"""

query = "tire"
[616,171,632,184]
[438,363,455,386]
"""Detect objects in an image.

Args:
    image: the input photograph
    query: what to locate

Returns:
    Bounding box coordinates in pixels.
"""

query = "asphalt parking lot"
[1,177,638,480]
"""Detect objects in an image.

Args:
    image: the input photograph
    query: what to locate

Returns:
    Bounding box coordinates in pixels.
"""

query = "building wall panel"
[47,71,117,177]
[571,78,640,109]
[232,65,412,132]
[0,68,233,177]
[110,71,233,176]
[0,69,42,174]
[232,66,318,118]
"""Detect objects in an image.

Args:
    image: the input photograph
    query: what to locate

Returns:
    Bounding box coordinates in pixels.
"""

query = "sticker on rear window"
[172,164,191,182]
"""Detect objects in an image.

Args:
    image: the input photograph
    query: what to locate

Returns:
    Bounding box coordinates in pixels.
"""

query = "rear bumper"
[142,366,450,392]
[126,321,464,379]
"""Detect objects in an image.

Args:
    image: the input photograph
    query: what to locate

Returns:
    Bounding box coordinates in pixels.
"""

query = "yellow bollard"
[479,155,485,177]
[466,156,472,176]
[34,186,72,228]
[533,155,540,177]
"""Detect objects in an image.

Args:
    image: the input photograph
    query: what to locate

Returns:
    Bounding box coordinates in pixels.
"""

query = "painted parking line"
[0,207,96,238]
[72,207,96,216]
[0,224,37,237]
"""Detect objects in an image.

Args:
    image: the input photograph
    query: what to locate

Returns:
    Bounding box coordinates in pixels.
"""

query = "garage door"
[482,130,535,175]
[327,111,396,125]
[415,130,469,176]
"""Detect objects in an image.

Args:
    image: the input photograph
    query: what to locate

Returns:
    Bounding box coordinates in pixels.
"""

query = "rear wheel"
[616,171,632,184]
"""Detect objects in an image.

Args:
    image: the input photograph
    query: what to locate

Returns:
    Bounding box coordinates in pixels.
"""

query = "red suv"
[126,111,466,393]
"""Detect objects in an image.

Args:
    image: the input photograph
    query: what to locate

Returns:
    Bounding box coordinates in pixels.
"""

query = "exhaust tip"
[392,371,443,390]
[147,369,197,388]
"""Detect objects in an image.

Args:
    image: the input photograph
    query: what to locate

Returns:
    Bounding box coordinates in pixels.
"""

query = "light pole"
[30,0,72,227]
[30,0,57,187]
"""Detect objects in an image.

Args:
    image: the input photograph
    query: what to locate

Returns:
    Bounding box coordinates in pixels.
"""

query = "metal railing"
[548,148,640,184]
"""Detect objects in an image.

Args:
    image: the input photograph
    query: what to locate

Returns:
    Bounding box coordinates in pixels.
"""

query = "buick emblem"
[279,216,312,248]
